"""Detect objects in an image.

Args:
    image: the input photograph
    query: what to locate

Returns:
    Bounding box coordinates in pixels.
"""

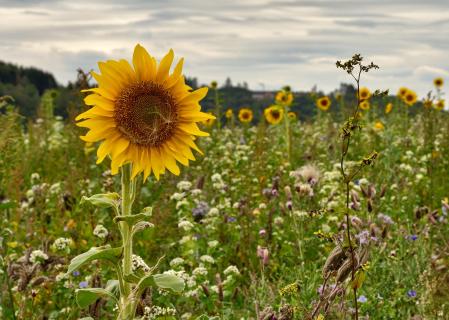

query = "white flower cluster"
[200,255,215,264]
[169,257,185,268]
[178,220,194,231]
[192,266,208,277]
[29,250,49,264]
[223,265,240,276]
[211,173,226,190]
[53,237,73,251]
[93,224,108,239]
[177,180,192,191]
[143,305,176,319]
[132,254,151,273]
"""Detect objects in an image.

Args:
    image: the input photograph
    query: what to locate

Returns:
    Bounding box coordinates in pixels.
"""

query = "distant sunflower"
[433,77,443,88]
[76,44,214,180]
[397,87,409,99]
[210,81,218,89]
[288,111,297,120]
[238,108,253,123]
[403,90,417,106]
[435,99,445,111]
[201,112,216,127]
[360,100,370,110]
[374,121,384,131]
[423,99,433,109]
[264,105,284,125]
[275,90,294,106]
[316,97,331,111]
[359,87,371,101]
[225,108,233,119]
[385,102,393,114]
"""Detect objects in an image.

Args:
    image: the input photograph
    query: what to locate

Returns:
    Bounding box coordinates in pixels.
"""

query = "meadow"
[0,51,448,320]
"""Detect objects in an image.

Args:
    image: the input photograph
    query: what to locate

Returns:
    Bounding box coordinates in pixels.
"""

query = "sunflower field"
[0,48,448,320]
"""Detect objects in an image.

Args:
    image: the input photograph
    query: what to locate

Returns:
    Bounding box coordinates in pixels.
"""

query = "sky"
[1,0,448,95]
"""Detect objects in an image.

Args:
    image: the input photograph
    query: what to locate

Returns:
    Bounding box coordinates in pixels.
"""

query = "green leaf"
[67,246,122,274]
[80,193,120,209]
[76,287,118,308]
[113,207,153,226]
[137,273,184,294]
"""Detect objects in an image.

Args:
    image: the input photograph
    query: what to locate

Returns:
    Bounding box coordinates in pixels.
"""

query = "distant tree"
[224,77,232,88]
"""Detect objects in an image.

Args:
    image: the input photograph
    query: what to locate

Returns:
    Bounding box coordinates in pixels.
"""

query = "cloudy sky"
[1,0,448,95]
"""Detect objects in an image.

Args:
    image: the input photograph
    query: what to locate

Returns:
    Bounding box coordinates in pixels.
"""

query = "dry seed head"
[335,258,353,283]
[322,246,347,277]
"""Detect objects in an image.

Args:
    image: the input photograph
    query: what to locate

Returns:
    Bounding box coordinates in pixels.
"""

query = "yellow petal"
[133,44,157,82]
[91,72,119,100]
[160,145,180,175]
[156,49,174,83]
[80,127,116,142]
[179,87,208,106]
[177,122,209,136]
[77,117,116,129]
[76,106,114,121]
[84,94,115,111]
[165,58,184,88]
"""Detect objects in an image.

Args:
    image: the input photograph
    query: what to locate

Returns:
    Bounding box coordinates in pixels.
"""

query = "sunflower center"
[114,82,178,147]
[321,100,328,106]
[271,110,280,119]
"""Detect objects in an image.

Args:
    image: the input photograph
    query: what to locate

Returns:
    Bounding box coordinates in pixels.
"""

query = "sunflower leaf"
[80,193,120,210]
[67,246,122,275]
[76,287,118,308]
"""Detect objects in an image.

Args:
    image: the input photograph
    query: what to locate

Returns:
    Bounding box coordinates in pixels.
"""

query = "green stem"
[119,164,135,319]
[284,105,291,163]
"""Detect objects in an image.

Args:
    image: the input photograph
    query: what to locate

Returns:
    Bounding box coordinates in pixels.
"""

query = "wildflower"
[224,265,240,275]
[75,44,214,180]
[208,240,219,248]
[29,250,49,264]
[238,108,253,123]
[407,234,418,241]
[192,267,208,276]
[360,100,370,110]
[407,290,417,298]
[93,224,109,239]
[378,213,394,225]
[178,220,194,231]
[316,97,331,111]
[403,90,417,106]
[176,180,192,191]
[79,281,88,288]
[264,105,284,125]
[433,77,443,88]
[200,255,215,264]
[257,246,269,265]
[259,229,267,237]
[132,254,151,273]
[72,271,80,277]
[227,216,237,223]
[52,237,73,251]
[225,108,233,119]
[359,87,371,101]
[385,102,393,114]
[423,99,433,109]
[358,295,368,303]
[169,257,185,268]
[374,121,384,131]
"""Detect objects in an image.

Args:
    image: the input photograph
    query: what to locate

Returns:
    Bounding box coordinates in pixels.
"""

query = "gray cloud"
[0,0,448,96]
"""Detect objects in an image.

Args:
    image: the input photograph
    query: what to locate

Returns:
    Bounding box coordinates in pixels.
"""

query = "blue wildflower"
[407,290,417,298]
[72,271,80,277]
[79,281,88,288]
[357,295,368,303]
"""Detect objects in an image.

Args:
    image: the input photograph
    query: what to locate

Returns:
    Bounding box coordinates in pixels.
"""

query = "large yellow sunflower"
[316,96,331,111]
[76,44,214,180]
[238,108,253,123]
[264,105,284,124]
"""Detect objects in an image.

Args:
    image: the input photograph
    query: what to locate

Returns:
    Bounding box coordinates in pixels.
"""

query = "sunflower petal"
[156,49,174,82]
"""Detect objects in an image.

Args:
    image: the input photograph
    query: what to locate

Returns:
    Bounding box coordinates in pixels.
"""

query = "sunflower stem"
[283,105,291,163]
[119,164,135,319]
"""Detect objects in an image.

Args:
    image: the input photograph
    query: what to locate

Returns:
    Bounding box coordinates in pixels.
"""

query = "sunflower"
[264,105,284,125]
[210,81,218,89]
[360,100,370,110]
[238,108,253,123]
[374,121,384,131]
[359,87,371,101]
[435,99,445,111]
[201,112,216,127]
[433,77,443,88]
[403,90,417,106]
[225,108,234,119]
[275,90,294,106]
[397,87,409,99]
[385,102,393,114]
[288,111,297,120]
[316,97,331,111]
[423,99,433,109]
[76,44,214,180]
